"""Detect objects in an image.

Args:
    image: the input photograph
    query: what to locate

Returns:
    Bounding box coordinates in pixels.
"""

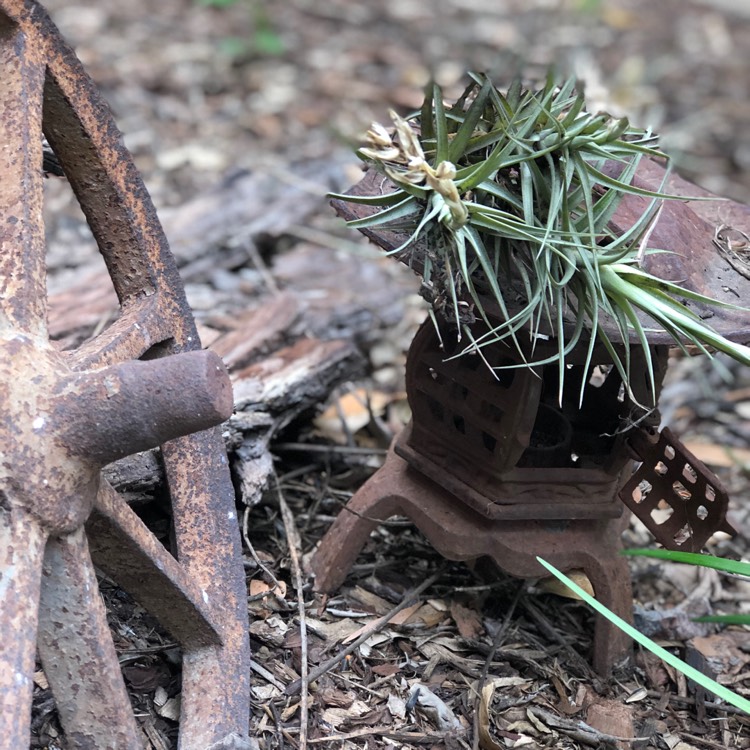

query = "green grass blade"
[536,557,750,714]
[694,614,750,625]
[327,189,409,207]
[584,161,690,200]
[622,549,750,577]
[432,83,450,164]
[420,82,435,142]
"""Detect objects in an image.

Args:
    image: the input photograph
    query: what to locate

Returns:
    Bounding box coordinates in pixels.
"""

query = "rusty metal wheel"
[0,2,251,748]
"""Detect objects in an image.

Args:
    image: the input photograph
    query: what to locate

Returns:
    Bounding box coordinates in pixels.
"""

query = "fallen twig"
[242,505,284,595]
[285,566,446,696]
[249,659,285,692]
[472,582,524,750]
[527,705,648,747]
[276,475,309,750]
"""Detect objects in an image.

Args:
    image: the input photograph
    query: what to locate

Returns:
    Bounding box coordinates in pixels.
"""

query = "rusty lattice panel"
[621,427,736,552]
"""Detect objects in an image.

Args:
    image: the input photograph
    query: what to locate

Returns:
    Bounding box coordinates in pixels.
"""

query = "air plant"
[332,72,750,404]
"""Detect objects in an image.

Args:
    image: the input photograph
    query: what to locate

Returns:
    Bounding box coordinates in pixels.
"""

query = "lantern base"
[397,425,626,520]
[312,436,634,675]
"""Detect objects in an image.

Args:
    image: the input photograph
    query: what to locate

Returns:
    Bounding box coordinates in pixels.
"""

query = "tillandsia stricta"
[332,72,750,405]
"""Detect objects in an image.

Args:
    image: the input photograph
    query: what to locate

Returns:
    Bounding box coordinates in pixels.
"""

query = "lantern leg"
[312,439,633,674]
[580,553,634,675]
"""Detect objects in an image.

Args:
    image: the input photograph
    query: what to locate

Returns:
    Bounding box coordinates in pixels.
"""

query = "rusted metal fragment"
[0,334,100,535]
[0,10,46,337]
[59,349,233,465]
[88,483,222,648]
[163,431,251,749]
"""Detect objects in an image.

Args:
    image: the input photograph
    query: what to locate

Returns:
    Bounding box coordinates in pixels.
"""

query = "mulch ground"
[31,1,750,748]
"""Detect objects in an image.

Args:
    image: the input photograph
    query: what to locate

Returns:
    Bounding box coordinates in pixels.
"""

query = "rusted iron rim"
[0,2,251,748]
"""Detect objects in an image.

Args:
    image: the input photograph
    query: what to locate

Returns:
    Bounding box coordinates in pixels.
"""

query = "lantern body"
[398,318,670,520]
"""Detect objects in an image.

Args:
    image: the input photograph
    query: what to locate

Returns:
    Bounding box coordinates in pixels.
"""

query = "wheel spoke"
[38,527,142,749]
[0,13,47,337]
[87,482,222,647]
[0,508,48,749]
[67,300,174,371]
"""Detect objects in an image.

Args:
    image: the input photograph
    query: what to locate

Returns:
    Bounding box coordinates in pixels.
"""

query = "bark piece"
[209,292,300,371]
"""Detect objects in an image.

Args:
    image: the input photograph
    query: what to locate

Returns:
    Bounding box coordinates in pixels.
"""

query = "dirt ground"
[30,0,750,748]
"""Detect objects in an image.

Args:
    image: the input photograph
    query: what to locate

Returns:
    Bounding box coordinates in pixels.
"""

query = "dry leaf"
[153,686,168,708]
[663,733,690,750]
[537,569,594,600]
[321,700,371,729]
[387,693,407,720]
[281,701,300,722]
[121,662,170,692]
[388,601,424,626]
[249,615,289,647]
[472,676,529,692]
[510,736,536,747]
[524,708,552,734]
[358,631,392,658]
[314,388,392,443]
[411,602,447,628]
[372,664,401,677]
[507,719,542,735]
[317,686,356,708]
[33,670,48,690]
[249,578,287,600]
[450,601,483,639]
[249,579,274,597]
[477,680,505,750]
[551,673,581,715]
[251,685,279,701]
[350,586,393,615]
[155,696,181,722]
[308,616,361,643]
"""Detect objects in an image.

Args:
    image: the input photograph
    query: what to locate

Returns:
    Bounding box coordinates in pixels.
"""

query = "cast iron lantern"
[312,157,750,674]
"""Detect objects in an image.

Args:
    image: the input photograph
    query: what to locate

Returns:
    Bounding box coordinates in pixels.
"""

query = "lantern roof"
[333,159,750,347]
